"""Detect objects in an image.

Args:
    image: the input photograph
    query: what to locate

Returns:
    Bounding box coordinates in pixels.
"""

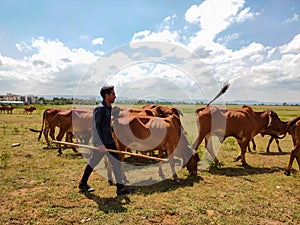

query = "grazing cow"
[284,116,300,176]
[112,109,199,183]
[50,108,93,154]
[30,108,64,145]
[23,106,37,115]
[192,105,283,166]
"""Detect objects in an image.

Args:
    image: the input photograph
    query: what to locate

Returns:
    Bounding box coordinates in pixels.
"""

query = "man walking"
[78,85,132,195]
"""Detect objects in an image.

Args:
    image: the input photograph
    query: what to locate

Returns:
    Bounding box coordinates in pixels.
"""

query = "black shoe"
[116,186,135,196]
[78,183,95,192]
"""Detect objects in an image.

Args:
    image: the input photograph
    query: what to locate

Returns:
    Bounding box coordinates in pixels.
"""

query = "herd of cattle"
[25,104,300,179]
[2,103,299,178]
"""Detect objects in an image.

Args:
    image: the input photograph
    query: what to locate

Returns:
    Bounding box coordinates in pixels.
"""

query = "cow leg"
[205,135,220,165]
[266,136,274,153]
[168,155,180,183]
[252,138,256,151]
[192,132,206,151]
[237,140,249,167]
[158,162,165,179]
[43,126,51,145]
[56,128,67,155]
[285,145,300,176]
[66,132,78,153]
[275,138,282,152]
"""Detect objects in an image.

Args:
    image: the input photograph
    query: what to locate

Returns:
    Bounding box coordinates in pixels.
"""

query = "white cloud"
[284,13,299,24]
[0,37,99,95]
[235,7,259,23]
[185,0,245,51]
[131,29,179,43]
[279,34,300,54]
[16,41,32,52]
[92,37,104,45]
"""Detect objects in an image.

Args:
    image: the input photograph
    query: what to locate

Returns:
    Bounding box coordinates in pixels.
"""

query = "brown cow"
[0,105,7,114]
[284,116,300,176]
[50,109,75,154]
[112,110,199,183]
[72,108,93,144]
[29,108,64,145]
[192,105,283,166]
[6,105,14,114]
[143,104,182,118]
[23,106,37,114]
[51,107,93,154]
[248,110,288,153]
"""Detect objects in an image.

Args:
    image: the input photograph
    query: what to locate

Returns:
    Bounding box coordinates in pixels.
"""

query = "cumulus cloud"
[1,0,299,103]
[279,34,300,54]
[0,37,99,95]
[126,0,300,103]
[92,37,104,45]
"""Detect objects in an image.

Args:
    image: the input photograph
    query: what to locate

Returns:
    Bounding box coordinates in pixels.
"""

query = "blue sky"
[0,0,300,103]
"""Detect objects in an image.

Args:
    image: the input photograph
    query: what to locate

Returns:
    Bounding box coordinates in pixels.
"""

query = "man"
[78,85,132,195]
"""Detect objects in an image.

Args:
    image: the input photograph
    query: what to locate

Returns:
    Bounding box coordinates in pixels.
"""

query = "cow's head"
[184,150,200,176]
[261,110,287,137]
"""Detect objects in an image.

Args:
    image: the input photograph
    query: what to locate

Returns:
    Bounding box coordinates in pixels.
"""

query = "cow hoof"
[284,170,291,176]
[234,156,241,162]
[242,162,249,167]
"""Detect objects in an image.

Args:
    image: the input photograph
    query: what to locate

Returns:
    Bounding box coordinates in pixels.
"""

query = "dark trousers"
[80,143,124,190]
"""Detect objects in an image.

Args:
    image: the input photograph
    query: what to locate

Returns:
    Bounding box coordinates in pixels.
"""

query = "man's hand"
[97,145,106,152]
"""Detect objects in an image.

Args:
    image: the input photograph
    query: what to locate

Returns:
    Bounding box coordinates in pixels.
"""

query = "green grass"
[0,104,300,224]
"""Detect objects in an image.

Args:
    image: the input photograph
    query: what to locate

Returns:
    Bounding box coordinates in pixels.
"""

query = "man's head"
[100,85,116,104]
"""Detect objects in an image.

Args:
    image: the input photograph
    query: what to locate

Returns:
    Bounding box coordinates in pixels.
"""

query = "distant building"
[0,93,38,105]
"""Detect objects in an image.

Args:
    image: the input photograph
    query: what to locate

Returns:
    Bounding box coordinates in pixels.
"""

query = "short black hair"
[100,85,114,99]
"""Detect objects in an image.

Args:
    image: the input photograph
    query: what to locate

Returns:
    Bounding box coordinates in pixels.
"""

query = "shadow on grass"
[258,151,290,156]
[84,192,130,213]
[133,174,203,196]
[208,165,284,177]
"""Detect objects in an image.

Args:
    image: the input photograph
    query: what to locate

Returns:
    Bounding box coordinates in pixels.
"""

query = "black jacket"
[92,101,115,147]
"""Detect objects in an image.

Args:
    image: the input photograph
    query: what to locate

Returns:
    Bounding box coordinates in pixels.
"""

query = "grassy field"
[0,104,300,225]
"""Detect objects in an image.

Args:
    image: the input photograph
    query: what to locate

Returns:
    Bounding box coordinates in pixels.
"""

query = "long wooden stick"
[52,140,168,162]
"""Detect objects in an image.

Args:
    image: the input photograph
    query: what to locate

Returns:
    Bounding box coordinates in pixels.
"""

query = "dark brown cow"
[0,105,7,114]
[112,110,199,183]
[192,105,283,166]
[6,105,14,114]
[23,106,37,115]
[285,116,300,176]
